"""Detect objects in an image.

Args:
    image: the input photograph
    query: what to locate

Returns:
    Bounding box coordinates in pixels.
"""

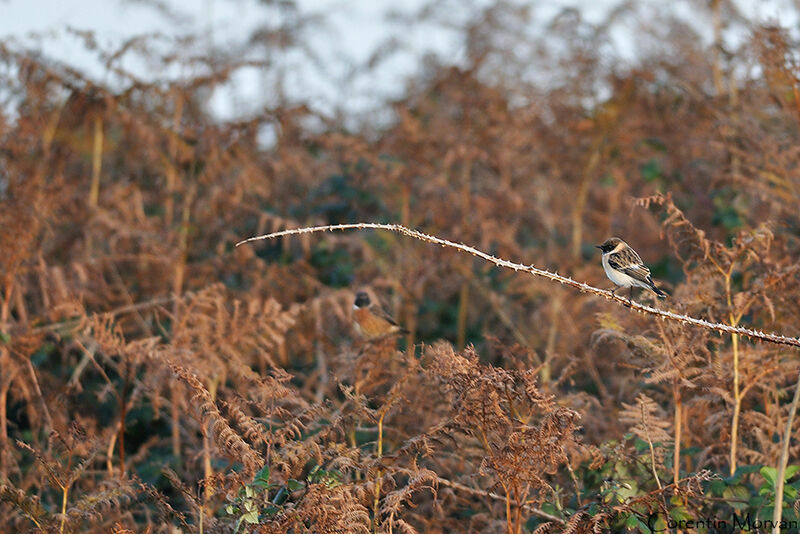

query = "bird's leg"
[611,285,620,296]
[629,286,633,302]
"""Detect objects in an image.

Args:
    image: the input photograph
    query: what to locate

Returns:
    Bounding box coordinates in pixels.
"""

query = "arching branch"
[236,223,800,348]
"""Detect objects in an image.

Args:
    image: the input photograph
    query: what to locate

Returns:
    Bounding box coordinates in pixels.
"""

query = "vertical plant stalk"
[570,146,600,259]
[203,375,219,529]
[771,371,800,534]
[373,410,387,534]
[722,265,743,477]
[711,0,725,96]
[456,273,470,350]
[475,423,514,534]
[709,260,745,477]
[171,385,182,471]
[314,299,327,403]
[164,93,184,225]
[24,358,53,434]
[456,158,473,351]
[0,351,10,480]
[641,401,663,491]
[0,278,14,480]
[88,115,104,208]
[107,423,118,476]
[400,183,410,228]
[729,327,741,476]
[59,482,69,534]
[673,384,682,487]
[402,299,417,354]
[542,295,562,383]
[58,450,74,534]
[118,369,130,477]
[171,187,194,470]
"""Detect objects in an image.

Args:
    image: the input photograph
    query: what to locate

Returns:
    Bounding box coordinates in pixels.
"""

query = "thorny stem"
[772,371,800,534]
[236,224,800,348]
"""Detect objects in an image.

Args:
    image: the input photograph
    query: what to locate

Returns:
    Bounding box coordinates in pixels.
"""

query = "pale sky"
[0,0,797,120]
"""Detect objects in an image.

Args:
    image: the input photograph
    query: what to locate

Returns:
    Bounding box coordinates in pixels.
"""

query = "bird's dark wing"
[608,247,653,285]
[375,307,399,326]
[372,306,410,334]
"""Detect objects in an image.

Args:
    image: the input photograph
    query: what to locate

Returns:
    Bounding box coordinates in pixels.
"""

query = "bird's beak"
[595,245,602,249]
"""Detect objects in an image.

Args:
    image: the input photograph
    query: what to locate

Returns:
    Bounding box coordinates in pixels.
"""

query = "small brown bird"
[596,237,667,300]
[352,291,408,339]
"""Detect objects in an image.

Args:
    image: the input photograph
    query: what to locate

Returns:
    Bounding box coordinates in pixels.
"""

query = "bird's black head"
[596,237,624,253]
[354,291,371,309]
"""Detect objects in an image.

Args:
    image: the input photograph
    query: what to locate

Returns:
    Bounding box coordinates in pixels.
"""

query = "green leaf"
[615,480,639,503]
[287,479,305,491]
[670,506,692,523]
[760,506,775,523]
[272,486,288,505]
[242,509,260,524]
[624,514,651,533]
[785,465,800,480]
[723,484,751,510]
[709,479,726,496]
[263,504,280,517]
[725,464,762,484]
[253,464,270,485]
[761,466,778,488]
[649,513,668,532]
[250,464,275,491]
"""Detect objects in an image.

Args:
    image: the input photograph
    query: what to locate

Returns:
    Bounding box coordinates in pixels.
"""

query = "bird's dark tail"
[650,283,668,299]
[645,275,668,299]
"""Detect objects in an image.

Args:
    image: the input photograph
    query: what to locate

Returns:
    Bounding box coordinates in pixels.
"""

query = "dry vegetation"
[1,1,800,532]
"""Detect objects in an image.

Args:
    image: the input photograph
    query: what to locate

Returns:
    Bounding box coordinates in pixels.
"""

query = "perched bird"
[596,237,667,300]
[352,291,409,339]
